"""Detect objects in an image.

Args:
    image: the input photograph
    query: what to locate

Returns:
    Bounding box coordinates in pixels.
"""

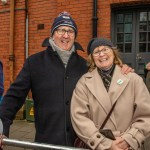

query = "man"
[145,62,150,92]
[0,11,132,148]
[144,62,150,77]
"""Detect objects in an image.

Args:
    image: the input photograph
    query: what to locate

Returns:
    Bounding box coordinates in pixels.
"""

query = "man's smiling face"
[52,26,75,51]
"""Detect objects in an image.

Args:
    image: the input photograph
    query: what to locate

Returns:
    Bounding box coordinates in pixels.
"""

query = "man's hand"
[121,64,134,75]
[0,134,7,150]
[0,119,3,149]
[0,134,3,149]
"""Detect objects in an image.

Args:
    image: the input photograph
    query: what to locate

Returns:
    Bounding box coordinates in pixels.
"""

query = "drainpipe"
[93,0,98,38]
[25,0,30,100]
[9,0,15,83]
[25,0,28,59]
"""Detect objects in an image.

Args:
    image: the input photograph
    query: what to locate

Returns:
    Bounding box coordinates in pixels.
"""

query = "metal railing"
[2,138,88,150]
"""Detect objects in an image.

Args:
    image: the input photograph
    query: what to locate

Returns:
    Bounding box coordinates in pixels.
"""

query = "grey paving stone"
[3,120,35,150]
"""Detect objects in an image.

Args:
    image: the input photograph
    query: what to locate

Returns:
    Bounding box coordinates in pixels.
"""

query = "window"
[116,13,133,53]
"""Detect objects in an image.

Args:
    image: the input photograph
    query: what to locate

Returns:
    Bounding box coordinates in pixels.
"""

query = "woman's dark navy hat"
[87,38,114,55]
[51,11,78,37]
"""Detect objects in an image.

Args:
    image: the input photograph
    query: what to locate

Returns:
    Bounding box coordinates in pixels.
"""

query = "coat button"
[90,141,94,146]
[65,101,69,105]
[65,76,69,79]
[97,134,101,138]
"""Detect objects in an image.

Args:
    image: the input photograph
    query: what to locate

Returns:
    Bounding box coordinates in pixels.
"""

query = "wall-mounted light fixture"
[1,0,8,5]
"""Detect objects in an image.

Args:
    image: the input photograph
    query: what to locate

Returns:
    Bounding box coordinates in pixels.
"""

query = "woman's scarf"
[98,64,115,91]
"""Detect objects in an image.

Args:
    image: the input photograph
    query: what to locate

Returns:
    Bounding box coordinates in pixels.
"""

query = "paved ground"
[3,120,35,150]
[2,119,150,150]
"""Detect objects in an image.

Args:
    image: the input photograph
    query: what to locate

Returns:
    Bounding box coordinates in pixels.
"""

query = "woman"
[71,38,150,150]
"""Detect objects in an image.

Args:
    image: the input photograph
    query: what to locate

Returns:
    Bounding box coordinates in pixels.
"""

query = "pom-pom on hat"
[87,38,114,55]
[51,11,78,37]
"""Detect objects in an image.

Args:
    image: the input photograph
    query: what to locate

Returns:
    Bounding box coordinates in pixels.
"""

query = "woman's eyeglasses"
[56,28,75,36]
[92,47,111,57]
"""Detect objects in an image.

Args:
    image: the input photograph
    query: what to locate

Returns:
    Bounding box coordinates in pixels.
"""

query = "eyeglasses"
[56,28,75,36]
[92,47,111,57]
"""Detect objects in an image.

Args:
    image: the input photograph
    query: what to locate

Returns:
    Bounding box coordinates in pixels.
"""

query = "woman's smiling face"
[92,46,114,70]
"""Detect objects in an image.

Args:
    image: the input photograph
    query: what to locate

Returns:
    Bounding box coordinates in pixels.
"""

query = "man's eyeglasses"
[56,28,75,36]
[92,47,111,57]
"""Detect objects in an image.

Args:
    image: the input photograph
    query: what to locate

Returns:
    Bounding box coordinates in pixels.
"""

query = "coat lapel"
[85,68,112,115]
[108,65,130,105]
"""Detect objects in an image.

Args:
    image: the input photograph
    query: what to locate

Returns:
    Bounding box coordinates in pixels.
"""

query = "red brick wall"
[0,0,26,92]
[0,0,148,94]
[0,4,10,91]
[14,0,26,78]
[28,0,57,56]
[28,0,93,58]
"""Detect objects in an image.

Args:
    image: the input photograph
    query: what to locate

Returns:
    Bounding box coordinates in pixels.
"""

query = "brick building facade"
[0,0,150,96]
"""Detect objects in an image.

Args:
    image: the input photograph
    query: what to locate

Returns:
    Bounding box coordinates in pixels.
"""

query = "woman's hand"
[110,137,124,150]
[116,137,129,150]
[110,137,130,150]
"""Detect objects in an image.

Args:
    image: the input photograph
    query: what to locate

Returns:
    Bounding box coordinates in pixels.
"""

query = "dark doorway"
[112,6,150,78]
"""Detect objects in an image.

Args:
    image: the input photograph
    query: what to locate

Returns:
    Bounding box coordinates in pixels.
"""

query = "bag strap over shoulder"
[100,101,117,129]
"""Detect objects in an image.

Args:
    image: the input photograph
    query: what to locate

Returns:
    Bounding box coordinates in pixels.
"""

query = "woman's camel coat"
[71,65,150,150]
